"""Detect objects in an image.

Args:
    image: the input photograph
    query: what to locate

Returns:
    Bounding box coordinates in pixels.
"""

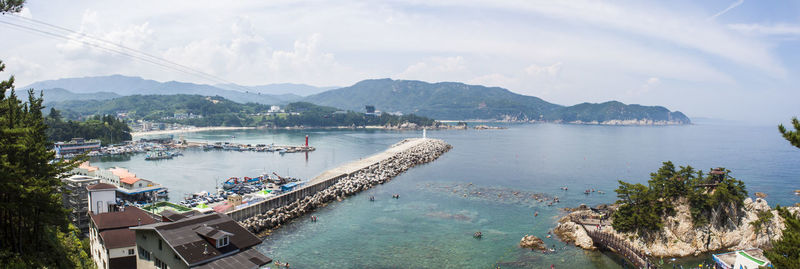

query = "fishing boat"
[145,150,174,160]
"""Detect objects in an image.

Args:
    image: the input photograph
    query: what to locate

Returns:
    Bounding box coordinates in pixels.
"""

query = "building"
[79,163,166,203]
[54,138,101,156]
[712,248,772,269]
[89,205,158,269]
[88,183,119,214]
[132,212,271,269]
[268,105,282,113]
[62,174,101,235]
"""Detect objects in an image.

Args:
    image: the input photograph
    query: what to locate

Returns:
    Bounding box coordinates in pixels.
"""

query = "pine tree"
[779,117,800,149]
[764,207,800,268]
[763,118,800,268]
[0,41,93,269]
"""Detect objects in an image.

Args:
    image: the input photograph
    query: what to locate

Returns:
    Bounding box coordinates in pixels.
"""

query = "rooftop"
[90,206,157,231]
[99,228,137,249]
[120,177,141,185]
[87,183,118,191]
[131,212,265,266]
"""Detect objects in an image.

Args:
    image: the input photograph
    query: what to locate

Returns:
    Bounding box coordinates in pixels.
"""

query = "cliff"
[554,198,800,257]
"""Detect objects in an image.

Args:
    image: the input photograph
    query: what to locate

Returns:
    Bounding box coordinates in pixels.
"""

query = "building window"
[128,248,134,255]
[158,239,162,250]
[154,257,168,269]
[138,247,151,261]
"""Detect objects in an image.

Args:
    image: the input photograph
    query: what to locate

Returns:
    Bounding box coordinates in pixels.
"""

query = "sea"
[91,121,800,268]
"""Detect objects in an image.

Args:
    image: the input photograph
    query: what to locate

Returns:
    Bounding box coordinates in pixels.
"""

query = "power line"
[0,14,254,92]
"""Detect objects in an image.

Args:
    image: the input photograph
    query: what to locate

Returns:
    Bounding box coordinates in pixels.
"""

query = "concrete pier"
[228,138,451,233]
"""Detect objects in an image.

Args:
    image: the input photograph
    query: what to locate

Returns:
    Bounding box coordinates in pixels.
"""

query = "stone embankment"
[554,198,800,257]
[239,139,452,233]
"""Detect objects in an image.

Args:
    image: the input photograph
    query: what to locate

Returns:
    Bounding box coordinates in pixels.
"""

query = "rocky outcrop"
[238,139,452,233]
[556,198,798,257]
[519,235,547,250]
[553,220,595,250]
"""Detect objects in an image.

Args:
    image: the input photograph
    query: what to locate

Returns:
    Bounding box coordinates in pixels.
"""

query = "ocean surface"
[91,122,800,268]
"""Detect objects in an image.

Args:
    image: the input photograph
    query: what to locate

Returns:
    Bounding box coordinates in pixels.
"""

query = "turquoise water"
[91,123,800,268]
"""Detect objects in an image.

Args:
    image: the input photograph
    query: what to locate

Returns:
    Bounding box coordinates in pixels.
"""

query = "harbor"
[233,138,452,233]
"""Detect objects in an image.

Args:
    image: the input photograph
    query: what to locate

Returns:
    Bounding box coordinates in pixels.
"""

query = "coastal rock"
[519,235,547,250]
[553,220,595,250]
[755,192,767,198]
[555,198,797,258]
[237,139,452,233]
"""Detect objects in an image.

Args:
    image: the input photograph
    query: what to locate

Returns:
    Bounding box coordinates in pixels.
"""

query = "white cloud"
[627,77,661,96]
[396,56,468,82]
[525,62,562,78]
[728,23,800,36]
[709,0,744,20]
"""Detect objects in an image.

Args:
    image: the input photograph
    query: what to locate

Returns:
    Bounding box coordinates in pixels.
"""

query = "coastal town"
[3,1,800,268]
[55,133,452,268]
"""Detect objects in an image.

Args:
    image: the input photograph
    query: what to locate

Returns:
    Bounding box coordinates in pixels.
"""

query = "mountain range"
[23,75,690,124]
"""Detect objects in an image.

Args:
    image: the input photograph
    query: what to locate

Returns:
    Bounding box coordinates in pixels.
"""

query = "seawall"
[228,138,452,233]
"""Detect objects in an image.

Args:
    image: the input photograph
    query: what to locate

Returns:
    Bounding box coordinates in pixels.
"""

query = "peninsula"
[553,162,800,264]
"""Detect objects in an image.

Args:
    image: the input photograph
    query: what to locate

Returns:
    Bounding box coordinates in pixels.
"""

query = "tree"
[0,57,93,268]
[0,0,25,13]
[764,206,800,268]
[779,117,800,149]
[763,118,800,267]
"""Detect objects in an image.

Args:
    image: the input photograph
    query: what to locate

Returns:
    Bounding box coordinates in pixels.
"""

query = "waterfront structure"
[89,183,119,214]
[61,174,101,235]
[131,212,271,268]
[54,138,101,156]
[89,206,158,269]
[712,248,772,269]
[76,163,167,203]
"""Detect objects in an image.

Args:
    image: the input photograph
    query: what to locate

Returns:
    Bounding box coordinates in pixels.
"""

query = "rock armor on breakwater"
[239,138,452,233]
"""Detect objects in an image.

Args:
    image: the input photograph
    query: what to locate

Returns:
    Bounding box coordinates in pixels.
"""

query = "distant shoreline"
[131,126,256,137]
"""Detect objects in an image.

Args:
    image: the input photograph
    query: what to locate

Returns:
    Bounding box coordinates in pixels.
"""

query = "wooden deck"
[572,217,655,269]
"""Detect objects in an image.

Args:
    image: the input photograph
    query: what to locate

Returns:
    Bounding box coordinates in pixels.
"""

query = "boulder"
[519,235,547,250]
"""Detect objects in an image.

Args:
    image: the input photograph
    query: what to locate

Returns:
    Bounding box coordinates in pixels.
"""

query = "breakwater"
[231,138,452,233]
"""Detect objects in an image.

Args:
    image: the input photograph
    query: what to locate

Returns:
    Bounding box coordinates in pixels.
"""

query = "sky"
[0,0,798,124]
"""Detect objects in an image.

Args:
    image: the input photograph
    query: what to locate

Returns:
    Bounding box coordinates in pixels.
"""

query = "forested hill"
[49,94,438,128]
[304,78,690,124]
[304,78,561,120]
[25,75,302,105]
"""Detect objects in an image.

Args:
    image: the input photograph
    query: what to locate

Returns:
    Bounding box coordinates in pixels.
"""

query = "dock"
[308,138,428,184]
[228,138,452,231]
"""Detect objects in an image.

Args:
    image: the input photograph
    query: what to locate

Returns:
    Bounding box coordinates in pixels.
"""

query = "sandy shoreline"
[131,126,256,137]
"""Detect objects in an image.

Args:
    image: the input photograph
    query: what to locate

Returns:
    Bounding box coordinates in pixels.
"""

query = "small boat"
[473,231,482,238]
[145,150,174,160]
[156,189,169,198]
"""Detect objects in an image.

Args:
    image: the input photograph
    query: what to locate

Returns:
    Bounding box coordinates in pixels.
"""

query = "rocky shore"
[238,138,452,234]
[554,198,800,257]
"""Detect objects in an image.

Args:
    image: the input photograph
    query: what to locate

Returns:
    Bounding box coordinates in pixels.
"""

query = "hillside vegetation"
[613,162,748,236]
[50,95,438,128]
[304,78,690,123]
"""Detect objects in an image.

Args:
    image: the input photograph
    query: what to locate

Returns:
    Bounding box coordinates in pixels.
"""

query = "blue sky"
[0,0,797,124]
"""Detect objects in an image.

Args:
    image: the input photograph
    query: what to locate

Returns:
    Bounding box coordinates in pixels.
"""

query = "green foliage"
[763,206,800,268]
[0,59,92,268]
[46,110,132,145]
[779,117,800,149]
[303,78,690,122]
[612,181,664,235]
[750,210,774,233]
[612,162,748,235]
[0,0,25,13]
[51,95,439,128]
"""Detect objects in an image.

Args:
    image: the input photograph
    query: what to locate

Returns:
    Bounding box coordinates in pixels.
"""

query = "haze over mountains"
[24,75,689,124]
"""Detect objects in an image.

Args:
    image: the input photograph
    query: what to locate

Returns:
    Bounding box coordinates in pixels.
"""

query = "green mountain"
[49,94,437,128]
[304,78,690,124]
[303,78,562,120]
[24,75,301,105]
